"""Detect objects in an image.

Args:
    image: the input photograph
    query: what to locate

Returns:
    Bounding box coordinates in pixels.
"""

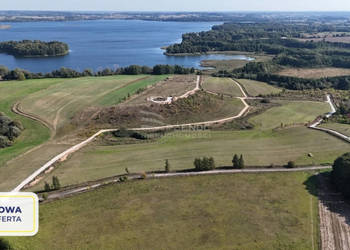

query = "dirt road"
[318,174,350,250]
[43,166,331,201]
[11,78,251,192]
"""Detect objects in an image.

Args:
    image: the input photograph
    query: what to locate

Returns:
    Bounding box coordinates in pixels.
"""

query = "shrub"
[52,176,61,190]
[286,161,296,168]
[0,239,12,250]
[119,176,128,182]
[194,157,216,171]
[44,182,51,192]
[0,113,23,148]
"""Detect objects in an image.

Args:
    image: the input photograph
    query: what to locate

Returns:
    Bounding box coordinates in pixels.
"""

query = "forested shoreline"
[0,64,196,81]
[166,23,350,69]
[0,40,69,57]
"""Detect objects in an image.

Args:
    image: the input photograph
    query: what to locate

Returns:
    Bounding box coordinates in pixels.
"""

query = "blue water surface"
[0,20,252,72]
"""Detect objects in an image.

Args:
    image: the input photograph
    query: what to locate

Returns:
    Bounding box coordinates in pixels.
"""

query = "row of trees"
[44,176,61,192]
[0,64,196,81]
[214,61,350,91]
[0,40,69,57]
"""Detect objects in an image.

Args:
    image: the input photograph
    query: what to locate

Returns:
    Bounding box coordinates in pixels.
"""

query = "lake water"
[0,20,253,73]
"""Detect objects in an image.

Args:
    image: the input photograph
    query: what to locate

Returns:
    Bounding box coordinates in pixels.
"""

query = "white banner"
[0,192,39,236]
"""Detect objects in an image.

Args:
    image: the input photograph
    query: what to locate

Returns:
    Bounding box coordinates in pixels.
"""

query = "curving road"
[147,75,201,104]
[11,78,251,192]
[11,81,341,192]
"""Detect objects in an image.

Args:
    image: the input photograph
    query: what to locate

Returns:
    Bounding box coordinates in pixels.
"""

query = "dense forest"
[166,22,350,91]
[0,40,69,57]
[166,23,350,69]
[0,64,196,81]
[0,112,22,148]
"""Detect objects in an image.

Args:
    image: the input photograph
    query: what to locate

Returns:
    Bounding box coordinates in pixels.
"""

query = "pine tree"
[52,176,61,190]
[44,182,51,192]
[239,155,245,169]
[165,159,170,173]
[194,158,201,170]
[232,154,239,168]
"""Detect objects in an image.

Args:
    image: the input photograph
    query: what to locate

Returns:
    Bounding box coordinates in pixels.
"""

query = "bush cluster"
[0,112,23,148]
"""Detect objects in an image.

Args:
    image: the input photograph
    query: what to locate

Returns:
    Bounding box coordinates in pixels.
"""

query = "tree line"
[166,22,350,72]
[213,61,350,91]
[0,64,196,81]
[0,40,69,57]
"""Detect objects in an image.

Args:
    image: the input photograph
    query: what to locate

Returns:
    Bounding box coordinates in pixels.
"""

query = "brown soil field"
[126,75,197,105]
[73,91,244,129]
[277,67,350,79]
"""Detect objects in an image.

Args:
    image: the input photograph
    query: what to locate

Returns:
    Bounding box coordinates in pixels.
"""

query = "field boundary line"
[43,166,331,201]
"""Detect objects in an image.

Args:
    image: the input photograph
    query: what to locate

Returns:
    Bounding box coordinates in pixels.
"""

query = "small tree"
[232,154,239,169]
[165,159,170,173]
[202,157,210,170]
[125,168,130,174]
[44,182,51,192]
[238,155,245,169]
[18,72,26,81]
[52,176,61,190]
[208,157,216,170]
[194,158,201,170]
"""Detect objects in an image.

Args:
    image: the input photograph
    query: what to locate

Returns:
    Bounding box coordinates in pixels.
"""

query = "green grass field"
[28,98,341,189]
[202,77,243,97]
[0,75,167,190]
[320,122,350,137]
[235,79,282,97]
[32,126,349,189]
[249,101,331,130]
[10,173,319,249]
[20,75,166,132]
[0,78,64,169]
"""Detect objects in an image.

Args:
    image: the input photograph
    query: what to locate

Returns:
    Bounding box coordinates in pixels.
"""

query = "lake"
[0,20,253,73]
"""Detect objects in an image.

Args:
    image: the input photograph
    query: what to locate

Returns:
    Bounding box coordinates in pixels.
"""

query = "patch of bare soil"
[125,75,197,105]
[73,91,239,129]
[318,174,350,250]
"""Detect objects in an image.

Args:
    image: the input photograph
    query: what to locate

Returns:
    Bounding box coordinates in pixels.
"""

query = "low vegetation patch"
[235,78,281,96]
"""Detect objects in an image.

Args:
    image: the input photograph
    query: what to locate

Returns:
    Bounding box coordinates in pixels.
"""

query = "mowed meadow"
[0,75,167,190]
[19,75,167,132]
[9,173,320,250]
[19,76,349,190]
